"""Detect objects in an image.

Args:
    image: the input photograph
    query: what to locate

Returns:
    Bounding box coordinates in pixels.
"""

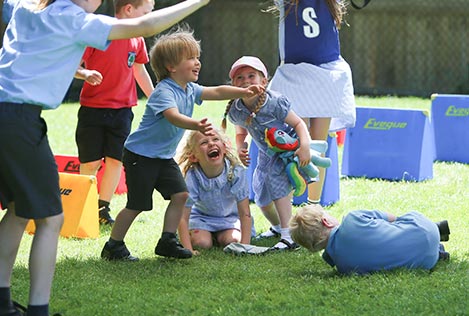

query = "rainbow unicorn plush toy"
[265,127,332,196]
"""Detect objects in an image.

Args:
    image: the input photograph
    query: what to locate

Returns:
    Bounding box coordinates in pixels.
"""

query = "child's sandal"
[268,239,300,252]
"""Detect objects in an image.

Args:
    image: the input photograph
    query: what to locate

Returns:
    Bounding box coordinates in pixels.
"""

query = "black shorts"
[0,102,62,219]
[123,149,187,211]
[75,106,134,163]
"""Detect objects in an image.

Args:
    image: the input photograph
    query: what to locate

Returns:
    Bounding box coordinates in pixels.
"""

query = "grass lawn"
[4,96,469,315]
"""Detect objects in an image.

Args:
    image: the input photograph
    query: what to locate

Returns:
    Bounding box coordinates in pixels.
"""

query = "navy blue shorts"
[75,106,134,163]
[0,102,62,219]
[123,149,187,211]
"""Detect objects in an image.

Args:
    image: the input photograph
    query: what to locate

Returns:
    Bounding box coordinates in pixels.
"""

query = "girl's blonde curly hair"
[178,130,243,182]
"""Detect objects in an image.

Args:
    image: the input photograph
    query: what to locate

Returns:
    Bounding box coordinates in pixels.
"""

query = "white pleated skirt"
[269,57,356,132]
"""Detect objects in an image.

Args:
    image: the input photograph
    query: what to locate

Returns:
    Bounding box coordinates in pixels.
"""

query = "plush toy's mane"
[265,127,299,152]
[264,127,332,197]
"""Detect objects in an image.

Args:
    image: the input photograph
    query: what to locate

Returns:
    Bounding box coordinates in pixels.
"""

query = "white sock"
[272,225,281,234]
[280,228,293,243]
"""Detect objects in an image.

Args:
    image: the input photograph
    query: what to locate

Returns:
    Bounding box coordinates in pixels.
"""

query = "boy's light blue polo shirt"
[125,78,204,159]
[325,210,440,275]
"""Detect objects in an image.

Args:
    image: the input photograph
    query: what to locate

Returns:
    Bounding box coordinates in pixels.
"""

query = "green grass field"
[5,96,469,315]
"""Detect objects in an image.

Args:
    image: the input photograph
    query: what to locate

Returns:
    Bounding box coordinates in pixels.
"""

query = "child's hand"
[238,142,250,166]
[83,69,103,86]
[295,143,311,167]
[197,118,214,136]
[244,84,265,97]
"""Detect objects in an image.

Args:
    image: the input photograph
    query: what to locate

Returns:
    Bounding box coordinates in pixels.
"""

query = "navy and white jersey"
[277,0,340,65]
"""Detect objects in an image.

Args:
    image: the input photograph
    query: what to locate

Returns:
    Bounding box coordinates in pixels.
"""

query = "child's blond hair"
[178,130,242,181]
[149,25,201,82]
[290,204,330,252]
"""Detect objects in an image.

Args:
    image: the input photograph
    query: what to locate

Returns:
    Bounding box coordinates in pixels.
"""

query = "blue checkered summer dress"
[228,90,295,207]
[185,159,249,232]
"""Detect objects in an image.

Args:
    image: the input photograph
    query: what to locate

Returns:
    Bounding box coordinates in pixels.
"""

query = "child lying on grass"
[290,204,450,275]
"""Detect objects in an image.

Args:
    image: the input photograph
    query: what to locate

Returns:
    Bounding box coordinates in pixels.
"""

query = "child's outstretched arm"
[285,111,311,167]
[108,0,210,40]
[163,108,213,135]
[200,84,265,101]
[237,198,252,244]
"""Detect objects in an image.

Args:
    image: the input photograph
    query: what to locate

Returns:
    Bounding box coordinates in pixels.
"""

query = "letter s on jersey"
[302,7,320,38]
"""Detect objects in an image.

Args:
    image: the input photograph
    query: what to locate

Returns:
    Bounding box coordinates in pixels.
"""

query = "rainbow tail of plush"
[286,162,307,197]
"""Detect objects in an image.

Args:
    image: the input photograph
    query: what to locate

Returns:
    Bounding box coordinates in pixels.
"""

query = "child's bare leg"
[256,202,281,239]
[92,157,123,225]
[154,192,192,259]
[190,230,214,249]
[0,203,28,287]
[162,191,188,233]
[80,159,118,224]
[110,208,141,241]
[29,213,64,305]
[260,202,280,227]
[216,229,241,248]
[270,194,298,250]
[79,160,101,176]
[101,208,140,261]
[274,195,293,231]
[98,157,122,203]
[306,117,331,202]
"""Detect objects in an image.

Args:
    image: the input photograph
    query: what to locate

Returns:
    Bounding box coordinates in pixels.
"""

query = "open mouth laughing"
[208,148,220,159]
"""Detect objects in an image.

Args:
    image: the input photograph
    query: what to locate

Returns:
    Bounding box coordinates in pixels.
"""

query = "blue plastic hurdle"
[431,94,469,164]
[341,107,434,181]
[247,135,340,206]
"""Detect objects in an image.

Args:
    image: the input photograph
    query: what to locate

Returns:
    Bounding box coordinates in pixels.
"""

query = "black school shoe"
[99,206,115,225]
[435,220,450,242]
[1,302,63,316]
[154,237,192,259]
[0,301,26,316]
[101,242,139,261]
[438,244,450,261]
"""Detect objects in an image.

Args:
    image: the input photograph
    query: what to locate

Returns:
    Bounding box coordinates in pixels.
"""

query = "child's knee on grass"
[191,230,213,249]
[217,229,241,247]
